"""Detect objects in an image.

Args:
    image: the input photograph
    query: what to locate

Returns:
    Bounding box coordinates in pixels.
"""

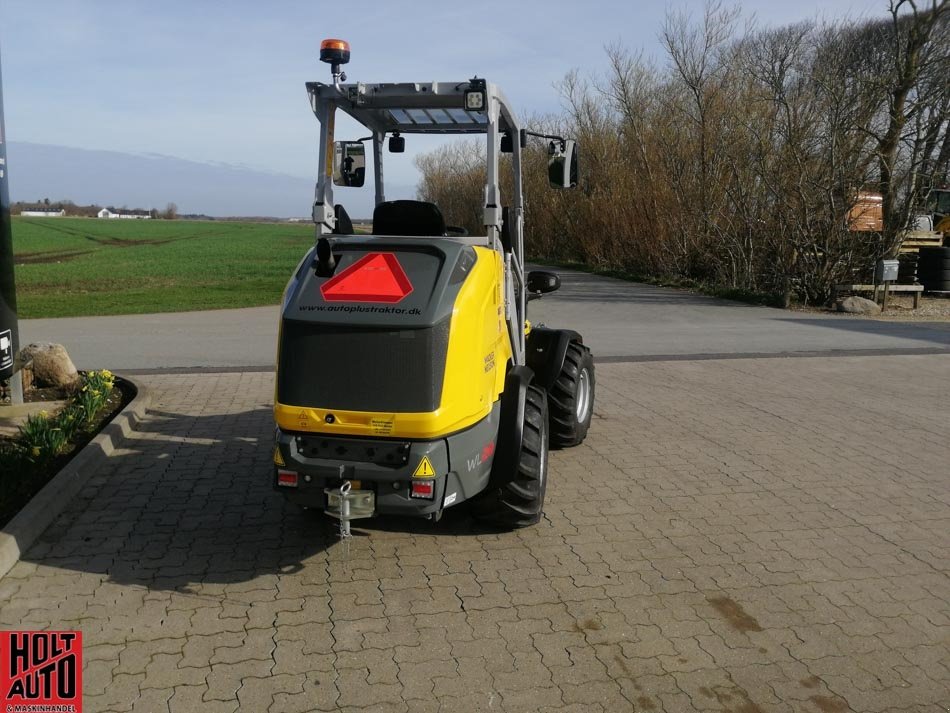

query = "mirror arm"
[524,130,567,149]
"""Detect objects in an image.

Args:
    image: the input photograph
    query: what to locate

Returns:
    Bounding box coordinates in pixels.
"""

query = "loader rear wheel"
[549,342,595,448]
[473,385,549,528]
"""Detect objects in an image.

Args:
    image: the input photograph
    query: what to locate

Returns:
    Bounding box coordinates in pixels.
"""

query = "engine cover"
[275,238,511,439]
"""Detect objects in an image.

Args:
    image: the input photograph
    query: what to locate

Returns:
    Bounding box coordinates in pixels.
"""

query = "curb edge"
[0,374,151,580]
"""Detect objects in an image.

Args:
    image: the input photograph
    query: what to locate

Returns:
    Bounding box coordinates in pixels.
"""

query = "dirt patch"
[16,249,94,265]
[88,236,177,247]
[697,684,764,713]
[573,617,603,632]
[706,596,763,632]
[612,655,633,678]
[733,702,766,713]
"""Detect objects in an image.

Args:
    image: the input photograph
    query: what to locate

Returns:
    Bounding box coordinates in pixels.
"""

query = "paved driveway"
[531,269,950,359]
[20,268,950,370]
[2,355,947,712]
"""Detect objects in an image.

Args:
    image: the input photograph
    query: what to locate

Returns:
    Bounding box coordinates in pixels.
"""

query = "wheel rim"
[575,368,591,423]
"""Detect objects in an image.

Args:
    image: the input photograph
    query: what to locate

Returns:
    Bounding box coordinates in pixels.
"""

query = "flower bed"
[0,371,130,527]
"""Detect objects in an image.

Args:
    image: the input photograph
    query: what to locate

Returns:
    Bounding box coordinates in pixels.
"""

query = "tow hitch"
[325,480,374,538]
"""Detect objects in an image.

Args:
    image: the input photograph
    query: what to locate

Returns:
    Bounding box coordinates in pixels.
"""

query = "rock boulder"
[835,296,881,315]
[18,343,80,389]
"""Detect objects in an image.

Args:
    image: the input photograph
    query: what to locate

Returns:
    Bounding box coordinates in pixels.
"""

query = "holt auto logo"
[1,631,82,712]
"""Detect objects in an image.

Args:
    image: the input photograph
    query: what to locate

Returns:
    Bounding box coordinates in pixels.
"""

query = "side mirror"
[388,133,405,153]
[548,139,579,189]
[526,270,560,299]
[333,141,366,187]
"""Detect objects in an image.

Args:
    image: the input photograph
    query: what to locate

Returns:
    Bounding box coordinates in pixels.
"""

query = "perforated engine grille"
[277,319,449,414]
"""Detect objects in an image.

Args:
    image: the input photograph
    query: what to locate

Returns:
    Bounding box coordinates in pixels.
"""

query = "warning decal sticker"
[371,418,394,435]
[0,329,12,372]
[320,252,413,304]
[412,455,436,477]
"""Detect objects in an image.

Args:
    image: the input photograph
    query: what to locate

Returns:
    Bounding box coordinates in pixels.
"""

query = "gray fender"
[488,365,533,486]
[525,327,583,390]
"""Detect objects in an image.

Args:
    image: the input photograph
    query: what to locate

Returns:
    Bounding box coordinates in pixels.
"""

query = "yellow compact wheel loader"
[273,39,594,531]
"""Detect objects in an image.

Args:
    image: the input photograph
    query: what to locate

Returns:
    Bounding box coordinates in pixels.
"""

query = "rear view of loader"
[272,39,594,531]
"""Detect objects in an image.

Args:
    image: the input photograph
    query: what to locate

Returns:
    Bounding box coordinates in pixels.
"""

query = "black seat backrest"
[373,200,446,236]
[333,204,354,235]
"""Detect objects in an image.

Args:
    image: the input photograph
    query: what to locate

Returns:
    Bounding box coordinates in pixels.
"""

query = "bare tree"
[414,142,485,235]
[413,2,947,305]
[873,0,949,253]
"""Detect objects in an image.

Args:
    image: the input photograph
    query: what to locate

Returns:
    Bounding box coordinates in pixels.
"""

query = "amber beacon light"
[320,38,351,66]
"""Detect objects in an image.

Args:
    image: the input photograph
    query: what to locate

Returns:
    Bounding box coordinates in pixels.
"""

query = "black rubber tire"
[918,247,950,259]
[917,268,950,282]
[472,385,549,528]
[549,343,595,448]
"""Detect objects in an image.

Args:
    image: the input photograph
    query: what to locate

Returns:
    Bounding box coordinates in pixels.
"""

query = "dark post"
[0,48,22,402]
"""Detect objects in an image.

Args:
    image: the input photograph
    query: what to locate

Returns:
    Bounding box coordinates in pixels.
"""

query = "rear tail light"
[411,479,435,499]
[277,469,299,487]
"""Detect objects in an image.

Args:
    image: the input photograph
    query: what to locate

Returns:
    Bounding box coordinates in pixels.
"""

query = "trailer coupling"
[325,480,374,538]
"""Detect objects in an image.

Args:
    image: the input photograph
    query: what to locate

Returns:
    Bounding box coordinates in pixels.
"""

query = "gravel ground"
[795,293,950,322]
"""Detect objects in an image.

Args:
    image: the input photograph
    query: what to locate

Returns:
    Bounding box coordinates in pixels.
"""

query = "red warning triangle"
[320,252,413,304]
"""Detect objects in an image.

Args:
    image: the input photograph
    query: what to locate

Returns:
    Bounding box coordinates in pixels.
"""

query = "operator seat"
[332,204,354,234]
[373,200,446,236]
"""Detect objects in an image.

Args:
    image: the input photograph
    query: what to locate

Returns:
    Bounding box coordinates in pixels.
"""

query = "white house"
[98,208,151,219]
[20,209,65,217]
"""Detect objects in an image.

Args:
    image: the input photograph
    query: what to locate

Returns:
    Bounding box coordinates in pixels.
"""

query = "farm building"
[20,209,65,217]
[98,208,151,219]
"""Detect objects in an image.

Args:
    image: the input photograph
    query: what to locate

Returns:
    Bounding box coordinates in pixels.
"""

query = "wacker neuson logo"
[1,632,82,712]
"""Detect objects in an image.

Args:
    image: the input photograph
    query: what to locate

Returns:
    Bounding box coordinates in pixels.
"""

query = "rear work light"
[464,77,487,113]
[411,480,435,499]
[277,469,299,488]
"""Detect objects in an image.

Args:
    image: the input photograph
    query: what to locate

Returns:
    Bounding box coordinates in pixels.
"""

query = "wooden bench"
[833,283,924,311]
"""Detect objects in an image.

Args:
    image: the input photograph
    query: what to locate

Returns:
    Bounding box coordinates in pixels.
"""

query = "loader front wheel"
[473,385,549,528]
[549,342,594,448]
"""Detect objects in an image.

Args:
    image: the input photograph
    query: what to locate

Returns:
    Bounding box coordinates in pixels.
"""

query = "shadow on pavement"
[777,317,950,346]
[540,272,746,306]
[22,405,499,593]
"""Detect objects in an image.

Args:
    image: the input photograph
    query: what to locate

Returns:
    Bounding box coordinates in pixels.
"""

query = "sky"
[1,0,883,212]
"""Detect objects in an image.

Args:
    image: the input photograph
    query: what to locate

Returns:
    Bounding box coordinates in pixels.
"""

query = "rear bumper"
[273,402,500,518]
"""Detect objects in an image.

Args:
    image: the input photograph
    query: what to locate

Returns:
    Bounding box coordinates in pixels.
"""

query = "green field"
[11,217,316,318]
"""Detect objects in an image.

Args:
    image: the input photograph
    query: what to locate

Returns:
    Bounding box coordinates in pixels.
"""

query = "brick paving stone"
[129,686,174,713]
[0,356,947,711]
[205,659,274,701]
